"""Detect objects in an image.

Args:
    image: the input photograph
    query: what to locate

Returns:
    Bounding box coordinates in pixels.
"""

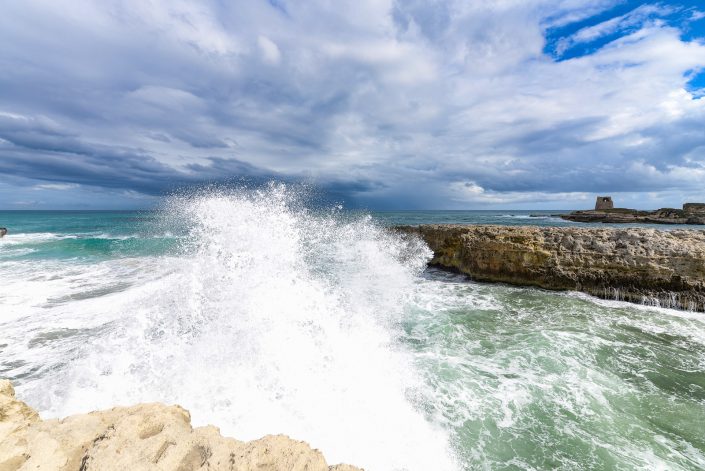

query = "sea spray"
[9,184,457,471]
[5,197,704,470]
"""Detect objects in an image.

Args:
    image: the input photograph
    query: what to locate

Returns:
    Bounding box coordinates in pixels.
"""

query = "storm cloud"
[1,0,704,209]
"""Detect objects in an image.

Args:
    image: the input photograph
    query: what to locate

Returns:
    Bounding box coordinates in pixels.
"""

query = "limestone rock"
[0,380,362,471]
[561,202,705,225]
[396,224,705,312]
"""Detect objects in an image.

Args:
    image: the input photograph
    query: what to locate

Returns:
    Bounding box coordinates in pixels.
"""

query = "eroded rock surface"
[397,224,705,312]
[0,380,361,471]
[560,207,705,224]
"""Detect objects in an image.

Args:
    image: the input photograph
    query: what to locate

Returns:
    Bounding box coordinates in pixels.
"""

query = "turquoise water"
[1,194,704,470]
[0,210,174,261]
[2,208,701,262]
[371,210,705,229]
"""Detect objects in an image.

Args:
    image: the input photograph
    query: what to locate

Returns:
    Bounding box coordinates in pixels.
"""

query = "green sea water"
[407,271,705,469]
[1,196,704,470]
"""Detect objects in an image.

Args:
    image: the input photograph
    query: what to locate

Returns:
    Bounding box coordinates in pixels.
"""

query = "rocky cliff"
[396,225,705,312]
[0,380,361,471]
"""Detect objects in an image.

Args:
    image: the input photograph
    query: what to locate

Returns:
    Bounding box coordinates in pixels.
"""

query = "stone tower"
[595,196,613,210]
[683,203,705,213]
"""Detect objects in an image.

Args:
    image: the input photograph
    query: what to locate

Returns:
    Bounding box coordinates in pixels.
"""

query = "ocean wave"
[4,187,704,470]
[4,185,457,471]
[0,247,36,258]
[0,232,76,245]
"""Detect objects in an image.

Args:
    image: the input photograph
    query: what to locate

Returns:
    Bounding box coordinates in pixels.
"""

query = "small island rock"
[560,200,705,225]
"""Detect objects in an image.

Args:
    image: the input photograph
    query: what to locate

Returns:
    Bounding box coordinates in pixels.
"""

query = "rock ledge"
[396,224,705,312]
[0,380,361,471]
[560,207,705,225]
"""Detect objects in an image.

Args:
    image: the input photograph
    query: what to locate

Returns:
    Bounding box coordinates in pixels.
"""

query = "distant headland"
[560,197,705,225]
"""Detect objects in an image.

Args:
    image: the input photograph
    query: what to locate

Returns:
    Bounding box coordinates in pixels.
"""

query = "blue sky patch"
[544,1,705,61]
[686,69,705,97]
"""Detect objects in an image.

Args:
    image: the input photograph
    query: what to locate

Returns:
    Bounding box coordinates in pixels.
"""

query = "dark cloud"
[0,115,269,195]
[0,0,704,209]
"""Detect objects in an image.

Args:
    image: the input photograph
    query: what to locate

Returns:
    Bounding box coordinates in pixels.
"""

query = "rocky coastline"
[0,380,361,471]
[560,201,705,225]
[396,224,705,312]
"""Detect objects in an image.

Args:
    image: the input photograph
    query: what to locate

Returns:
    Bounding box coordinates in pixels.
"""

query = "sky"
[1,0,705,210]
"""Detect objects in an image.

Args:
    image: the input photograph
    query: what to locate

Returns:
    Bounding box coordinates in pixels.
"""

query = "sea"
[1,185,704,470]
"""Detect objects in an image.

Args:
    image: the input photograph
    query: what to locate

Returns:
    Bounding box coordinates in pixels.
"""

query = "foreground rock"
[396,225,705,312]
[0,380,361,471]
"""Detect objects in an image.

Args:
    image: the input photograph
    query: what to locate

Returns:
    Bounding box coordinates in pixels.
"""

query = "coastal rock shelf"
[0,381,361,471]
[396,225,705,312]
[560,203,705,225]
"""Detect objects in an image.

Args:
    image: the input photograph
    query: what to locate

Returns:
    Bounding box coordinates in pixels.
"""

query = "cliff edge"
[396,225,705,312]
[0,380,361,471]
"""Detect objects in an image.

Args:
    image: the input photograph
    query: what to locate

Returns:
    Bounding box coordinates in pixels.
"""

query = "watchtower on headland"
[683,203,705,213]
[595,196,614,210]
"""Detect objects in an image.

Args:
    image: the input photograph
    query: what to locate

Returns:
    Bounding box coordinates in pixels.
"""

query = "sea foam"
[5,184,457,471]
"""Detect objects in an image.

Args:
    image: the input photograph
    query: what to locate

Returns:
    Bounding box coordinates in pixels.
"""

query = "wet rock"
[0,228,7,238]
[396,224,705,312]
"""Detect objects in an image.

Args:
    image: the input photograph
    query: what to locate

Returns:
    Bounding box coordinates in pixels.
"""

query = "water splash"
[8,184,456,471]
[6,187,702,470]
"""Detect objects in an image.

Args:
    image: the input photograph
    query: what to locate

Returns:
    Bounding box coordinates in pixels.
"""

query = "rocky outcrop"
[396,225,705,312]
[561,205,705,225]
[0,380,361,471]
[0,228,6,238]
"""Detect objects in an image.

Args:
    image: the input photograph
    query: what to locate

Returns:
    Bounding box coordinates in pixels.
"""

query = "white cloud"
[571,4,671,44]
[691,10,705,21]
[33,183,80,191]
[258,35,281,65]
[448,181,592,205]
[1,0,705,209]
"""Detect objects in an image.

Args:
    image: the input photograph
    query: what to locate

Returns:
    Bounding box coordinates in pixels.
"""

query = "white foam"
[0,232,71,245]
[7,185,457,471]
